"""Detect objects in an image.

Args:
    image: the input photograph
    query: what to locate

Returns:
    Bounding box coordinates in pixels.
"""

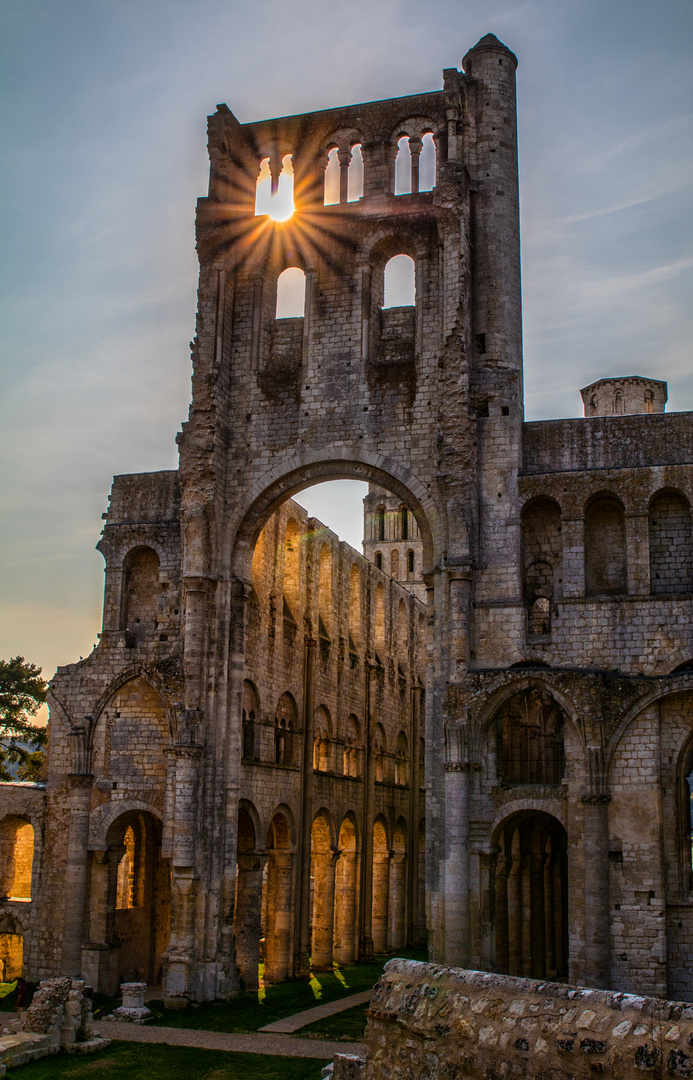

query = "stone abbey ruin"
[1,33,693,1013]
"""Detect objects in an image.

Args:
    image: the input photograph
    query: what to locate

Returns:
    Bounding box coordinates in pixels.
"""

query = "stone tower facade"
[1,33,693,1006]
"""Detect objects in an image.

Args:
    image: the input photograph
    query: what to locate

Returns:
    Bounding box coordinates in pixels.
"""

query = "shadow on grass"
[92,948,427,1035]
[298,1002,369,1041]
[5,1041,328,1079]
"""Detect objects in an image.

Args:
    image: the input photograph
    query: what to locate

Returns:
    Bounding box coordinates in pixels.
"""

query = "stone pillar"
[265,851,293,983]
[234,852,265,991]
[358,663,376,961]
[81,844,123,995]
[407,684,421,945]
[163,741,202,1007]
[448,568,472,683]
[388,851,407,950]
[409,136,422,194]
[295,635,316,978]
[312,850,339,970]
[626,511,650,595]
[62,773,93,978]
[582,790,611,988]
[372,850,391,954]
[443,720,476,967]
[338,147,350,204]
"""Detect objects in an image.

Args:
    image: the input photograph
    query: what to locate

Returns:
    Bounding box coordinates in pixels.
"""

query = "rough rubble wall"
[364,960,693,1080]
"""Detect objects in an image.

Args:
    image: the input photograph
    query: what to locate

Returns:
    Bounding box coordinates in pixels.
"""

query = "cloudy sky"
[1,0,692,684]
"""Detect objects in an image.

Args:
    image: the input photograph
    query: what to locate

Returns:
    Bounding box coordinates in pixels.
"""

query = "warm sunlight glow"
[255,154,295,221]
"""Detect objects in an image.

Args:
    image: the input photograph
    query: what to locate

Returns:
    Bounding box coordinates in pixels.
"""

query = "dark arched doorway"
[492,810,568,981]
[106,810,171,985]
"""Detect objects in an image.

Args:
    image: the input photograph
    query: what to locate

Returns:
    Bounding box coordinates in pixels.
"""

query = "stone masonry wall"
[364,959,693,1079]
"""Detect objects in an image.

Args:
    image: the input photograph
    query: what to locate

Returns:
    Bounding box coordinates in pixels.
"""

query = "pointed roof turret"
[463,33,518,71]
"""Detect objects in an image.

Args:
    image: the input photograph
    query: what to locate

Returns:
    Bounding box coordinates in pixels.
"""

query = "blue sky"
[1,0,692,681]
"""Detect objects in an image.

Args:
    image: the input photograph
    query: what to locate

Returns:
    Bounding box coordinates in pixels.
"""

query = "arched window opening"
[374,724,386,783]
[275,267,306,319]
[644,388,654,413]
[375,552,382,571]
[383,254,415,309]
[390,549,399,578]
[313,707,331,772]
[585,496,627,595]
[649,491,693,595]
[419,132,436,191]
[121,546,160,634]
[349,564,361,651]
[116,825,137,910]
[613,389,624,415]
[348,143,364,202]
[343,715,361,777]
[324,147,340,206]
[274,693,297,767]
[0,817,34,901]
[529,597,551,636]
[377,505,386,542]
[394,135,412,195]
[407,550,415,577]
[242,681,259,761]
[522,498,561,637]
[255,154,294,220]
[495,688,566,786]
[395,731,408,786]
[400,506,409,540]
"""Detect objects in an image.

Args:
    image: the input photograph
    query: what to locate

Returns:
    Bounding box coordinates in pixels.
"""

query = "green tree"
[0,657,47,782]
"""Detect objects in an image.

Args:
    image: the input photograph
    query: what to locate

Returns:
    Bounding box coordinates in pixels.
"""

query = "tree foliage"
[0,657,47,782]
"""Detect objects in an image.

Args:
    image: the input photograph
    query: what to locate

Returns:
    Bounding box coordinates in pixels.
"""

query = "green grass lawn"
[91,948,426,1035]
[298,1002,368,1041]
[5,1042,327,1080]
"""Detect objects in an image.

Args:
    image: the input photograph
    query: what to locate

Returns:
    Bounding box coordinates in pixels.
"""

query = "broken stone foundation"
[0,978,109,1072]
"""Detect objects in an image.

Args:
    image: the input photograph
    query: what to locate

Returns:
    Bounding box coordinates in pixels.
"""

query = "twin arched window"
[394,132,437,195]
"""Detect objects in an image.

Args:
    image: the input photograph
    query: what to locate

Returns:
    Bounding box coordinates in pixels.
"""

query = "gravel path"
[94,1020,365,1060]
[258,988,373,1032]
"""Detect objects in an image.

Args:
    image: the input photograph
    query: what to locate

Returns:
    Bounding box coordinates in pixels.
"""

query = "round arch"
[606,676,693,771]
[476,675,585,752]
[226,452,443,583]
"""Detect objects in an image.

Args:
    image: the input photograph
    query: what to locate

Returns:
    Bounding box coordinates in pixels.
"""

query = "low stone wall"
[363,960,693,1079]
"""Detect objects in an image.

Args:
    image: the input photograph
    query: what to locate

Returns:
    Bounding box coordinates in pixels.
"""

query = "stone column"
[62,774,94,977]
[163,740,203,1007]
[295,635,316,978]
[407,684,421,944]
[443,720,476,967]
[265,851,293,983]
[312,850,339,970]
[358,662,376,961]
[388,851,407,950]
[409,136,422,194]
[234,852,266,991]
[338,147,351,204]
[626,511,650,595]
[582,791,611,988]
[81,844,124,995]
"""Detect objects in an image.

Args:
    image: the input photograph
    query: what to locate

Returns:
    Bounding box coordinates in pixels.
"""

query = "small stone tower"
[581,375,667,416]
